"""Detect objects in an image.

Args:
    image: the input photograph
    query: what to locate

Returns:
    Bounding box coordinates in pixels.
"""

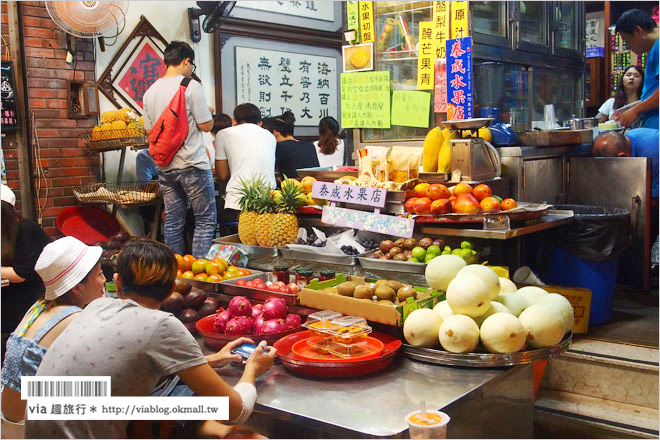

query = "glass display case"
[473,1,507,38]
[554,1,578,51]
[519,1,547,45]
[532,68,581,125]
[473,62,529,131]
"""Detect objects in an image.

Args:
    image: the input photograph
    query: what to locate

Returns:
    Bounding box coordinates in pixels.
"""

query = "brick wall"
[2,1,100,237]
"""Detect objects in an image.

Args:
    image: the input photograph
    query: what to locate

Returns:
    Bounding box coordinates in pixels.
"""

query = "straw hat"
[1,184,16,206]
[35,236,103,300]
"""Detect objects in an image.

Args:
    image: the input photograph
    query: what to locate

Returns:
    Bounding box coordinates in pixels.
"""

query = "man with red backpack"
[143,41,215,258]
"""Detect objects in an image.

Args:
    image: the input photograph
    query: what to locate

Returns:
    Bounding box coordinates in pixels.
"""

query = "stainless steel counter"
[211,353,533,438]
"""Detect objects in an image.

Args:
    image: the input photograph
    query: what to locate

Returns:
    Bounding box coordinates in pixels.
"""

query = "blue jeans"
[158,167,216,258]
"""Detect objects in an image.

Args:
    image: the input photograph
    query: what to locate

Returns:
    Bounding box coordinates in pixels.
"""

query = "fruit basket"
[402,332,572,367]
[72,182,160,206]
[273,330,402,378]
[196,313,302,350]
[82,128,148,150]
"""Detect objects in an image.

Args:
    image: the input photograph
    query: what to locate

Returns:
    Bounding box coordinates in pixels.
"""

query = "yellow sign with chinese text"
[432,1,450,59]
[451,1,469,38]
[359,1,374,44]
[417,21,434,90]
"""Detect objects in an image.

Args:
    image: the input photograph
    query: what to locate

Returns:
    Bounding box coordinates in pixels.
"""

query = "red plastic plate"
[196,313,301,349]
[291,336,384,362]
[56,206,120,244]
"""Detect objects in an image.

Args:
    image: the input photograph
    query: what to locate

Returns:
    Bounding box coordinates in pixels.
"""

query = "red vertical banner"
[434,58,447,113]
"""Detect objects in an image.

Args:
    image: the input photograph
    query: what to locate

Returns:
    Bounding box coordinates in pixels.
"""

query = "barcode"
[22,377,111,399]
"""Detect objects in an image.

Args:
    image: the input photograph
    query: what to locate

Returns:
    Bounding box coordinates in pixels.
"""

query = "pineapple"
[270,177,304,247]
[236,176,263,245]
[254,185,276,247]
[118,107,139,123]
[126,120,143,137]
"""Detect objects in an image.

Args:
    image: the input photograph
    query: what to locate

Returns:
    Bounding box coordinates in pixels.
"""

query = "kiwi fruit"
[354,285,374,299]
[374,285,396,301]
[375,279,389,287]
[387,280,403,291]
[380,240,394,253]
[392,253,407,261]
[403,238,418,250]
[397,285,417,302]
[394,238,406,248]
[389,246,403,257]
[336,282,357,297]
[419,237,433,249]
[378,300,395,306]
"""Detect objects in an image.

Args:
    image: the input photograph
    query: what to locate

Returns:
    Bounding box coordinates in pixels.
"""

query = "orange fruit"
[181,270,195,279]
[501,198,517,211]
[452,182,473,196]
[480,196,501,212]
[177,269,182,278]
[191,259,208,274]
[226,266,239,275]
[181,254,195,272]
[223,272,237,280]
[237,268,250,277]
[427,184,451,200]
[414,183,431,198]
[194,273,208,281]
[207,273,223,283]
[473,184,492,201]
[175,254,184,270]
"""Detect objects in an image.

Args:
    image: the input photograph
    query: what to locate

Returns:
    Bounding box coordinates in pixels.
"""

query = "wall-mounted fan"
[45,1,129,51]
[188,1,235,41]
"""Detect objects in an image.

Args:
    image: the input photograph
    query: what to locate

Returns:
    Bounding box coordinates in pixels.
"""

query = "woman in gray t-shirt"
[26,240,276,439]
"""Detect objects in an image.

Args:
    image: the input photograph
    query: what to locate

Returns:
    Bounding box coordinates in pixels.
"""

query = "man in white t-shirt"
[142,41,215,258]
[215,104,277,222]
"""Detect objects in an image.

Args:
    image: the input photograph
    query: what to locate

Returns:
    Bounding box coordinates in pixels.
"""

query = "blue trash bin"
[544,205,630,326]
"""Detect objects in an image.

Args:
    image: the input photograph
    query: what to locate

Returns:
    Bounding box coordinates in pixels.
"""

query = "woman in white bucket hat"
[1,236,105,438]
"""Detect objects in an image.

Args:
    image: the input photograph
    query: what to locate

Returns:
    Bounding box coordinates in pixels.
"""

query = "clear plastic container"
[302,310,342,338]
[305,335,334,353]
[328,316,372,344]
[328,340,370,358]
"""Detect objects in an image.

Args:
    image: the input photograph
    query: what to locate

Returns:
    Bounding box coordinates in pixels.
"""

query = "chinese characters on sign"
[311,181,387,208]
[434,58,448,113]
[432,1,450,59]
[586,17,601,48]
[417,21,434,90]
[116,39,166,110]
[358,1,375,43]
[346,1,360,43]
[451,1,469,38]
[391,91,431,128]
[340,71,390,128]
[235,47,338,126]
[446,37,473,120]
[1,61,20,130]
[322,206,415,238]
[237,1,334,22]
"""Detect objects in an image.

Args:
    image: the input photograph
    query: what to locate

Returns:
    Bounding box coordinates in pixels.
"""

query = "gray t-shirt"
[142,75,213,171]
[25,297,206,439]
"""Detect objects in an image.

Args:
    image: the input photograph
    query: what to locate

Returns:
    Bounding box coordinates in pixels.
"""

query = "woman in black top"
[271,112,319,180]
[1,187,51,358]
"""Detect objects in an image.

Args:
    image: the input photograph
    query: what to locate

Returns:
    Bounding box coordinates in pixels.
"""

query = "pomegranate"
[284,314,302,329]
[228,296,252,317]
[261,297,288,320]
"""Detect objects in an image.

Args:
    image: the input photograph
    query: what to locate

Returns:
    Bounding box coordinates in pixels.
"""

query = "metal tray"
[218,272,299,305]
[280,247,358,266]
[357,255,427,274]
[179,269,263,293]
[413,203,550,224]
[214,234,280,258]
[402,332,572,367]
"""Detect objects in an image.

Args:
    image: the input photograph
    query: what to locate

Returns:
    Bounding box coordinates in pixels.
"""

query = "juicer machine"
[443,118,501,181]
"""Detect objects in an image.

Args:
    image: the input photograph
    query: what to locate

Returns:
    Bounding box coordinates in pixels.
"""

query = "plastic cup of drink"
[405,410,450,439]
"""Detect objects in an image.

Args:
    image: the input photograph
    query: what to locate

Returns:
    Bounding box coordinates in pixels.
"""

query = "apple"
[287,283,299,294]
[279,286,290,294]
[267,284,280,292]
[236,279,247,286]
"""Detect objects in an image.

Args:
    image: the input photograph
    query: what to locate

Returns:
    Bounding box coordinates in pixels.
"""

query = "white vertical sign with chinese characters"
[236,1,335,21]
[235,47,338,126]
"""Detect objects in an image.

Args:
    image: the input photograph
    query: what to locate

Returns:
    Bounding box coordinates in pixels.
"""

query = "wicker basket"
[82,128,148,150]
[72,181,160,206]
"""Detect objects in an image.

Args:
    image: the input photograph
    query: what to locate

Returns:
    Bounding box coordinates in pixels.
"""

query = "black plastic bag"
[549,205,631,263]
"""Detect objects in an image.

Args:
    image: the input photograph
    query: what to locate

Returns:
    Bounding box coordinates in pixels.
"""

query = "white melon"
[439,314,480,353]
[499,277,518,293]
[474,301,512,327]
[536,293,574,334]
[516,286,548,305]
[403,308,443,348]
[433,300,454,320]
[446,275,491,318]
[456,264,501,299]
[494,292,530,317]
[480,313,527,354]
[518,304,565,348]
[425,255,467,291]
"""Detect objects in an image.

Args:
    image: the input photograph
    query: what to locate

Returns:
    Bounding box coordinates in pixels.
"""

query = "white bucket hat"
[35,236,103,300]
[1,184,16,206]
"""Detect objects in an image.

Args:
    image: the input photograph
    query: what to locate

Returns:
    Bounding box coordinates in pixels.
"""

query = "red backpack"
[148,77,191,167]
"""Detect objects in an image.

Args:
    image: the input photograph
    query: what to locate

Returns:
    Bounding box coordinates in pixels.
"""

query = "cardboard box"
[299,274,442,326]
[531,284,592,334]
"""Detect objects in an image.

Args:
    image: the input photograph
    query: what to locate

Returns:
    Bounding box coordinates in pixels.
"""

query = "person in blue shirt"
[614,9,659,129]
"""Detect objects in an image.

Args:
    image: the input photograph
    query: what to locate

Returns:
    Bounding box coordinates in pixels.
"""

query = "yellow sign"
[452,1,469,38]
[341,71,390,128]
[346,1,360,43]
[432,1,450,59]
[391,90,431,128]
[359,1,375,44]
[417,21,434,90]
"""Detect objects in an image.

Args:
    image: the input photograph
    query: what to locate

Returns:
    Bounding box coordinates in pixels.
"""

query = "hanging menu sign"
[1,61,20,131]
[346,1,360,43]
[359,1,375,43]
[451,1,469,38]
[340,71,390,128]
[417,21,434,90]
[434,58,448,113]
[446,37,473,120]
[237,1,334,21]
[432,1,450,59]
[235,47,338,126]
